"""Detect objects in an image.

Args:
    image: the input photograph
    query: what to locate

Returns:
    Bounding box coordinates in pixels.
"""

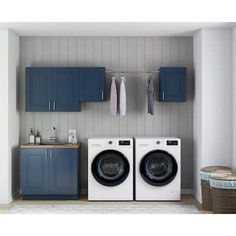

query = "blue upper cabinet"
[26,67,52,111]
[25,67,106,112]
[79,67,106,102]
[159,67,186,102]
[52,68,80,111]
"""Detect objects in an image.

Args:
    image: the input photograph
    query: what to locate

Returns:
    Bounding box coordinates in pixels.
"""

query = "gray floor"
[0,195,204,214]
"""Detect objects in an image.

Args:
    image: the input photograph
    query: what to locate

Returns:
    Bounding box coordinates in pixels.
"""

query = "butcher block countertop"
[20,143,80,149]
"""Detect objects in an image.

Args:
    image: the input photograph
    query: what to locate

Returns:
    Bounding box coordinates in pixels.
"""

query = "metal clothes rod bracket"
[105,70,160,73]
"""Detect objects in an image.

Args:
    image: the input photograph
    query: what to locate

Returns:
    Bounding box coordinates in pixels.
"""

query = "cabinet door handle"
[102,90,104,100]
[53,101,56,111]
[162,91,165,100]
[48,101,51,111]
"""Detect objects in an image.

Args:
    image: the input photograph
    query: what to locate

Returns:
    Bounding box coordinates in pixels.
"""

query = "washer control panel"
[167,140,178,146]
[119,140,131,146]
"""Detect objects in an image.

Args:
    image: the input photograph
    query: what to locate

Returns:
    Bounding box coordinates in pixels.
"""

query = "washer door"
[92,150,130,186]
[140,150,178,186]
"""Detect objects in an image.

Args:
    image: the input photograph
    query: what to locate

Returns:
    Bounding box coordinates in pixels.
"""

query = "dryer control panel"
[167,140,178,146]
[119,140,131,146]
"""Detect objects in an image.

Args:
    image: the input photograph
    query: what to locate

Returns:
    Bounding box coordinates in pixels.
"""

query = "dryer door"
[92,150,130,186]
[140,150,178,186]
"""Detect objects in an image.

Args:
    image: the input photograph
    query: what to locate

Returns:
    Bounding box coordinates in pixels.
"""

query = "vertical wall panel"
[19,38,26,143]
[127,38,137,136]
[170,38,180,137]
[20,36,194,191]
[33,38,43,138]
[153,38,162,136]
[93,38,103,137]
[50,37,60,142]
[41,38,51,142]
[110,38,120,136]
[144,38,154,136]
[161,38,171,136]
[119,37,128,136]
[59,37,69,142]
[136,38,145,136]
[179,38,189,188]
[24,38,34,140]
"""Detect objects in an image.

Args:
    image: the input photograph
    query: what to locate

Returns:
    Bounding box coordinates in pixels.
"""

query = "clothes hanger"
[120,73,126,82]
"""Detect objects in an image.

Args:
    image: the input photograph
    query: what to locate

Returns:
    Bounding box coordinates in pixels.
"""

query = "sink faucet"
[50,126,57,142]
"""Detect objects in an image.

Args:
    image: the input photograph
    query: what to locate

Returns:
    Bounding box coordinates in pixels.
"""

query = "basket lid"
[200,166,232,173]
[200,166,232,181]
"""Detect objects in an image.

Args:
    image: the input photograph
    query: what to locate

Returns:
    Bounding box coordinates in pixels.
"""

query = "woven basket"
[200,166,232,211]
[211,187,236,214]
[201,179,212,211]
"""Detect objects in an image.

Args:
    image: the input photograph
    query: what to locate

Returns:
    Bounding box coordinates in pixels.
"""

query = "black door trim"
[92,149,130,187]
[139,150,178,186]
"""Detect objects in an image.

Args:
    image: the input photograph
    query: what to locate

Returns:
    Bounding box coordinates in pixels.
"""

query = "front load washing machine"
[135,137,181,201]
[88,138,133,201]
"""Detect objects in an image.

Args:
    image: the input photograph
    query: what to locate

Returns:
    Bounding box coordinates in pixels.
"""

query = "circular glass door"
[140,150,178,186]
[92,150,130,186]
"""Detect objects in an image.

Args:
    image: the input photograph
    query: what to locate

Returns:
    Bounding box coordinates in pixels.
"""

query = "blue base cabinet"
[21,149,49,195]
[20,147,80,200]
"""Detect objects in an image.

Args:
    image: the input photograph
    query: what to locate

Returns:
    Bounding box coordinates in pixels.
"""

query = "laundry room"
[19,36,193,196]
[0,21,236,217]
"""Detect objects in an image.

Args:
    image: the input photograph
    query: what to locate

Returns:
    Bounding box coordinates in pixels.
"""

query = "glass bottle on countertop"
[29,128,35,144]
[35,130,41,144]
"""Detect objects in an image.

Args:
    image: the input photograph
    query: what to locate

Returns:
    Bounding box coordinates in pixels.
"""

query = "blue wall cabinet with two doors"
[159,67,186,102]
[20,147,80,200]
[25,67,106,112]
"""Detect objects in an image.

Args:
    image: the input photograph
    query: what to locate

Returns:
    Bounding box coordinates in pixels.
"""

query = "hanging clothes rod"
[105,70,160,73]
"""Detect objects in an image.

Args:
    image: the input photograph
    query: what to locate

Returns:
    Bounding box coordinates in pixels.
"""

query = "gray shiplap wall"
[19,37,193,191]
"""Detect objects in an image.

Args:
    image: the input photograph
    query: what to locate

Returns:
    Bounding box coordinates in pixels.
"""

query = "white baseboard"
[12,189,20,200]
[81,189,88,195]
[181,189,194,195]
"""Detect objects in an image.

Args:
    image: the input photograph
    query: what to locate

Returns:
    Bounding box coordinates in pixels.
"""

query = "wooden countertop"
[20,143,80,149]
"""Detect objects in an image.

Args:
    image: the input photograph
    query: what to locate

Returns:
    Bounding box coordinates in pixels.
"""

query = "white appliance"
[135,137,181,201]
[88,138,133,201]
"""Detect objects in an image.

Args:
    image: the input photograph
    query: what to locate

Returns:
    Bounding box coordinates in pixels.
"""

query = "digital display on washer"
[167,140,178,146]
[119,140,130,146]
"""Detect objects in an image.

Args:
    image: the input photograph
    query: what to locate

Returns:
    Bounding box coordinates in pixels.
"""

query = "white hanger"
[120,73,126,82]
[111,74,116,81]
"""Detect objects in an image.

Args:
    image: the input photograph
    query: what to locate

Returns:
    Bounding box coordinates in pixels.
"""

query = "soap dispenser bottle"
[35,130,41,144]
[29,128,35,144]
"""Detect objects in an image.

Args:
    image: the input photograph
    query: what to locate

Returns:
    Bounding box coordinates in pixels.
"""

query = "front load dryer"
[135,137,181,201]
[88,138,133,201]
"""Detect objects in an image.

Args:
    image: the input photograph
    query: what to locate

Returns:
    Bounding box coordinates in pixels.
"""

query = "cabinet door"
[80,67,106,101]
[52,68,81,111]
[25,67,52,111]
[159,67,186,102]
[50,149,78,194]
[21,149,49,194]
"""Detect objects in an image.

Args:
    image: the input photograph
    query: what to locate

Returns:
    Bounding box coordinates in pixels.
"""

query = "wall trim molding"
[81,189,88,195]
[181,188,194,194]
[13,189,21,200]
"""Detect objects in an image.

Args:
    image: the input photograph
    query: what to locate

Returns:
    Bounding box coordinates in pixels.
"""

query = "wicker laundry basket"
[200,166,232,211]
[210,175,236,214]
